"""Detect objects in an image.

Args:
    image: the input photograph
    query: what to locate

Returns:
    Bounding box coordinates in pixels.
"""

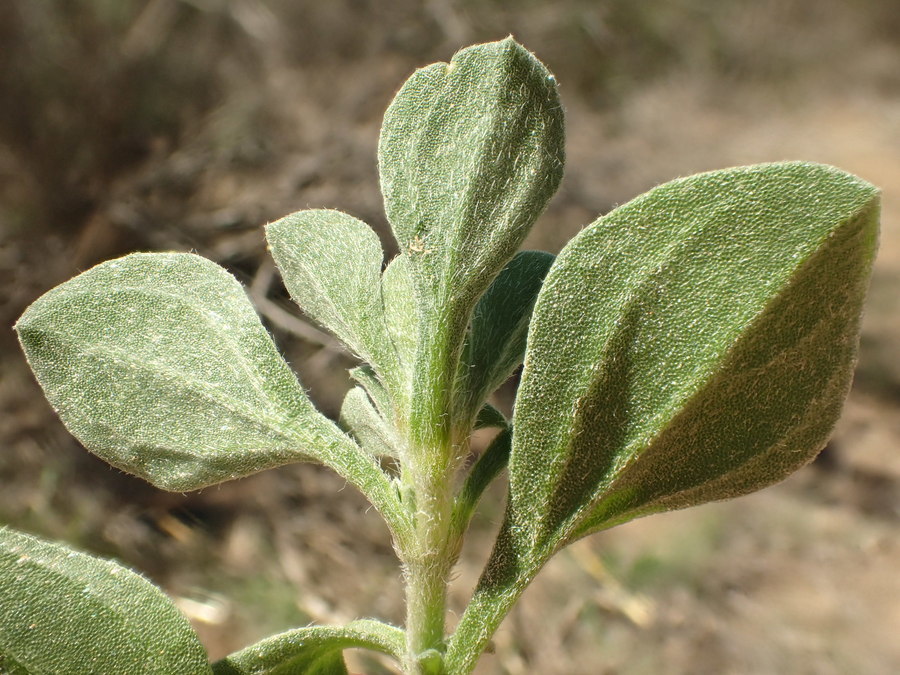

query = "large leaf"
[266,210,398,386]
[0,527,210,674]
[447,162,879,673]
[453,250,554,433]
[15,253,407,541]
[211,620,404,675]
[378,37,564,444]
[508,162,878,549]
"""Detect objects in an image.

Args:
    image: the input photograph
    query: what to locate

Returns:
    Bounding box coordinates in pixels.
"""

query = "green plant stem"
[403,461,453,674]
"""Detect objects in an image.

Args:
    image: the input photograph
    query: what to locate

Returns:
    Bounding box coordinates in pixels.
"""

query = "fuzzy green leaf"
[378,37,564,445]
[15,253,408,542]
[514,161,879,554]
[446,162,879,673]
[380,253,418,410]
[454,250,554,431]
[349,365,393,422]
[211,620,404,675]
[0,527,210,674]
[267,210,398,384]
[473,402,507,431]
[340,386,398,458]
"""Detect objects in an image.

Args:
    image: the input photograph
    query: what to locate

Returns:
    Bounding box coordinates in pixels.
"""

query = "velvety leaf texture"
[447,162,879,673]
[379,38,563,312]
[14,253,380,497]
[509,161,879,554]
[0,527,210,674]
[454,250,554,432]
[340,386,398,457]
[267,210,398,387]
[212,620,404,675]
[380,253,418,408]
[378,37,564,445]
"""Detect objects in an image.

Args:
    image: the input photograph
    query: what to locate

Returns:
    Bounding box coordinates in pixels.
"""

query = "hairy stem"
[402,460,454,674]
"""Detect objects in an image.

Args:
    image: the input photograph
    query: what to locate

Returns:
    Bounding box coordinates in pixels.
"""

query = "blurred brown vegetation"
[1,1,898,673]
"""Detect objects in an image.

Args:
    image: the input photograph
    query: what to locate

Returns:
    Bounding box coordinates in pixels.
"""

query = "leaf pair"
[275,38,565,459]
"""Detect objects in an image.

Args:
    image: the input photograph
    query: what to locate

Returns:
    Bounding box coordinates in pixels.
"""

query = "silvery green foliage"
[14,252,407,540]
[0,528,210,674]
[445,162,879,672]
[378,38,565,451]
[10,37,879,675]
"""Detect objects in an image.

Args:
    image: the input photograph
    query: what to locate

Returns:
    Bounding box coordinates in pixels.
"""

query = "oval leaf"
[0,527,210,674]
[14,253,390,505]
[266,210,398,386]
[447,162,879,672]
[509,161,879,555]
[211,620,404,675]
[379,37,563,310]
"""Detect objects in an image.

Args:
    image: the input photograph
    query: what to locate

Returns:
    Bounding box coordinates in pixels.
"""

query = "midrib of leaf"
[562,207,873,543]
[86,342,298,438]
[518,190,866,552]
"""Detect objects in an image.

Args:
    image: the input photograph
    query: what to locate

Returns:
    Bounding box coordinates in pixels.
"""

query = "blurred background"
[1,1,898,673]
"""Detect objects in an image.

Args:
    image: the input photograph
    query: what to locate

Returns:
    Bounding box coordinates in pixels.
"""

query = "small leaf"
[0,527,210,674]
[378,37,564,443]
[511,161,879,555]
[454,250,554,431]
[15,253,410,545]
[349,365,393,422]
[473,402,507,431]
[212,620,404,675]
[267,210,398,385]
[340,386,398,458]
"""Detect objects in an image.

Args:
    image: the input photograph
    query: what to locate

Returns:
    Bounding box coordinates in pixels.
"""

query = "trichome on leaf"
[9,37,879,675]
